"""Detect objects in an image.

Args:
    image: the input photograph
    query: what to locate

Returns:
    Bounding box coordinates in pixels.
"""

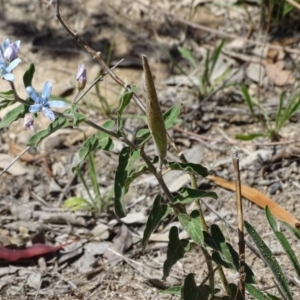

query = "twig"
[0,146,31,177]
[232,150,245,298]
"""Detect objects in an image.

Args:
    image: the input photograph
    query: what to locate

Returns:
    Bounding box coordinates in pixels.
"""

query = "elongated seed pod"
[142,55,167,160]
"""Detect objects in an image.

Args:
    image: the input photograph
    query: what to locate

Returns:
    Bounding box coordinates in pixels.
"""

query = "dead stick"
[232,151,245,299]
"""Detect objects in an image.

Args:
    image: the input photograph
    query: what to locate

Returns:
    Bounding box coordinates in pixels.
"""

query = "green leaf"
[135,128,151,146]
[178,210,203,245]
[163,226,189,280]
[0,90,15,101]
[235,133,265,141]
[64,105,86,126]
[181,273,212,300]
[173,187,218,204]
[74,120,115,168]
[0,104,28,129]
[205,225,255,284]
[266,206,300,279]
[124,157,159,193]
[114,147,140,218]
[23,63,35,87]
[135,105,182,146]
[63,197,92,211]
[165,161,209,177]
[241,84,255,116]
[211,252,232,269]
[245,220,293,300]
[164,105,182,128]
[282,221,300,240]
[209,39,226,78]
[178,46,197,68]
[142,195,170,251]
[27,117,69,147]
[88,152,101,200]
[246,283,273,300]
[117,86,136,131]
[159,286,181,295]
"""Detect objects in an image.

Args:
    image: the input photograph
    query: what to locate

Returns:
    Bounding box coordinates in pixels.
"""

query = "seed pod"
[142,55,167,160]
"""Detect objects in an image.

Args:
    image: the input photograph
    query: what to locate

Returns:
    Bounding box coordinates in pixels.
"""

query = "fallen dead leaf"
[207,175,300,227]
[265,61,295,86]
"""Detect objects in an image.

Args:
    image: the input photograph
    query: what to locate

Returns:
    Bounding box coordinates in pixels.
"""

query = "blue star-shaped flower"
[26,81,67,122]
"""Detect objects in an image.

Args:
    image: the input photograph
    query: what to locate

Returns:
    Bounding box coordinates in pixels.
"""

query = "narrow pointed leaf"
[266,206,300,278]
[163,226,189,280]
[142,195,170,251]
[246,283,273,300]
[245,220,293,300]
[114,147,140,218]
[0,104,27,129]
[165,161,209,177]
[173,187,217,204]
[27,117,68,147]
[159,286,181,295]
[178,211,203,245]
[282,221,300,240]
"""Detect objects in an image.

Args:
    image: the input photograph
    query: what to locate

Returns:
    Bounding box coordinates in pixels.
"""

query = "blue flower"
[0,56,21,81]
[26,81,67,122]
[0,38,21,81]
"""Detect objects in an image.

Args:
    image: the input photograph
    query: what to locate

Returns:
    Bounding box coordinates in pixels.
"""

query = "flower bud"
[76,63,87,91]
[23,114,34,131]
[4,43,19,61]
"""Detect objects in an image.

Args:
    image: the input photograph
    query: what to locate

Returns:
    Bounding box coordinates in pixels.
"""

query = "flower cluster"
[1,37,88,123]
[0,38,22,81]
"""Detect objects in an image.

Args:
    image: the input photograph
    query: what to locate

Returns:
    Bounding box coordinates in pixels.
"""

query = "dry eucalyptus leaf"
[0,154,27,176]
